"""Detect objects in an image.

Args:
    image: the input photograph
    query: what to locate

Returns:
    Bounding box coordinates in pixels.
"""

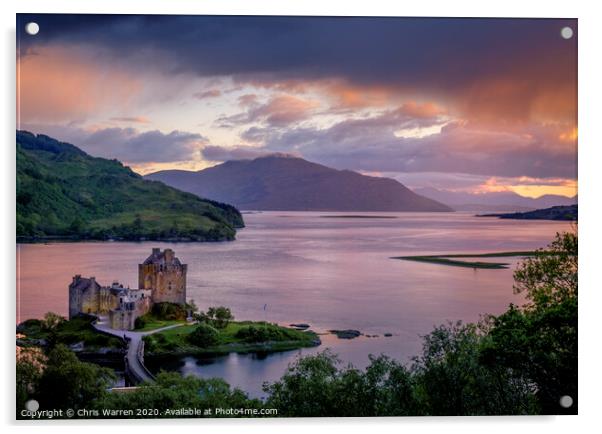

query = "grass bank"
[143,320,320,357]
[133,313,186,332]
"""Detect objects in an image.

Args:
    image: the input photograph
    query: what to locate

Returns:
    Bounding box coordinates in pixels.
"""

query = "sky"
[16,14,577,198]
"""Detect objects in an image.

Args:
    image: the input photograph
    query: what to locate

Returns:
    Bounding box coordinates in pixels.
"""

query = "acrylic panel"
[16,14,577,419]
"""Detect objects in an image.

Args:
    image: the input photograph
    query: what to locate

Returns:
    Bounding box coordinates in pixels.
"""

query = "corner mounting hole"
[559,395,573,408]
[561,26,573,40]
[25,22,39,36]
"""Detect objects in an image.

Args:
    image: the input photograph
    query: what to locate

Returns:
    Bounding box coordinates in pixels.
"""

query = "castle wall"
[80,284,100,315]
[138,257,187,305]
[99,288,119,313]
[68,286,81,319]
[109,309,136,330]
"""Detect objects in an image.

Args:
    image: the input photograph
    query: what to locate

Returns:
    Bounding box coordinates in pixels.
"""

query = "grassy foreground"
[392,251,557,269]
[143,321,320,356]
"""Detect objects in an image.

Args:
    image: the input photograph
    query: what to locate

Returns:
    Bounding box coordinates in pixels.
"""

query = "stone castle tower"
[138,248,187,305]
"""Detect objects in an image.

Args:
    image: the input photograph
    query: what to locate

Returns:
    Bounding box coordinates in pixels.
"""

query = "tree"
[36,344,115,411]
[482,231,578,414]
[41,312,65,332]
[187,299,199,314]
[68,216,85,235]
[197,306,234,328]
[187,323,219,347]
[412,321,537,415]
[40,312,66,348]
[264,350,420,417]
[93,372,262,417]
[132,214,143,233]
[214,306,234,328]
[513,230,577,311]
[16,347,46,414]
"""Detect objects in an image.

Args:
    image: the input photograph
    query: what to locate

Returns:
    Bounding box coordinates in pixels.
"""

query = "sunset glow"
[16,15,577,199]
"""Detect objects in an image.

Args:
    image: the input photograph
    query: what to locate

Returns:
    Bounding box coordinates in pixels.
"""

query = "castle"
[68,248,187,330]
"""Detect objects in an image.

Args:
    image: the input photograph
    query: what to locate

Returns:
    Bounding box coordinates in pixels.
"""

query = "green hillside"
[16,131,244,241]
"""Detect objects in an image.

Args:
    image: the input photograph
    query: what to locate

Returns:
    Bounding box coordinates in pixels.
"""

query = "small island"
[477,204,577,221]
[143,319,319,357]
[392,250,560,269]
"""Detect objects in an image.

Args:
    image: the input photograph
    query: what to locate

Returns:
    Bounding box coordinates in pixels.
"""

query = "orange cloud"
[396,101,446,119]
[456,77,576,127]
[476,176,577,198]
[558,127,578,143]
[110,116,151,124]
[17,46,142,124]
[251,95,320,126]
[320,80,392,110]
[129,160,212,175]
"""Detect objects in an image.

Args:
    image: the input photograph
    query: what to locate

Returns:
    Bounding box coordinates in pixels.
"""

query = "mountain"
[478,204,577,221]
[16,131,244,241]
[145,155,452,212]
[414,187,577,212]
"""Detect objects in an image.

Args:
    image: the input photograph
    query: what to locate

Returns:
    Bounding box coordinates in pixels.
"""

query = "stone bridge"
[93,317,184,385]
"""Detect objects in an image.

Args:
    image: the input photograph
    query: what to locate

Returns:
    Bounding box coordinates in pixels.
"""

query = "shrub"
[151,302,187,321]
[134,316,147,330]
[235,324,297,343]
[187,323,219,348]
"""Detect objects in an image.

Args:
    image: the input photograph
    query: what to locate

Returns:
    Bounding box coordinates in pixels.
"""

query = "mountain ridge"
[414,186,576,212]
[16,130,244,241]
[146,155,453,212]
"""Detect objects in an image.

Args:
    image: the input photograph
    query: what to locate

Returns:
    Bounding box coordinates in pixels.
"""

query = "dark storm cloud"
[17,14,577,92]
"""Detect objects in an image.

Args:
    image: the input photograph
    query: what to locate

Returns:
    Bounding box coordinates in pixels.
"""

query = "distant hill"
[478,204,577,221]
[145,155,452,212]
[414,187,576,212]
[16,131,244,241]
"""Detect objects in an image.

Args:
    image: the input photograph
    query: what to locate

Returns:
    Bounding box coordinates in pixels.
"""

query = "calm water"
[17,212,572,397]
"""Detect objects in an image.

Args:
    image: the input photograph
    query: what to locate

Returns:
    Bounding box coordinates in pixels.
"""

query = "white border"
[2,1,601,433]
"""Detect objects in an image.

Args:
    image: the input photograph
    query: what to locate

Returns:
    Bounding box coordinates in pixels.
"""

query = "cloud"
[20,124,207,164]
[18,15,576,125]
[15,14,577,189]
[217,95,319,128]
[17,45,142,124]
[237,94,258,107]
[397,101,446,119]
[84,128,207,163]
[201,145,276,161]
[253,111,576,179]
[109,116,150,124]
[193,89,222,99]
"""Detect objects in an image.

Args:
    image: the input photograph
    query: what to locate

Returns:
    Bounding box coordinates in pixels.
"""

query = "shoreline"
[145,338,322,359]
[16,236,238,244]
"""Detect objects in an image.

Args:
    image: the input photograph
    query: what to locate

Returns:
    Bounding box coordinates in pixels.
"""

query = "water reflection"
[17,211,572,398]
